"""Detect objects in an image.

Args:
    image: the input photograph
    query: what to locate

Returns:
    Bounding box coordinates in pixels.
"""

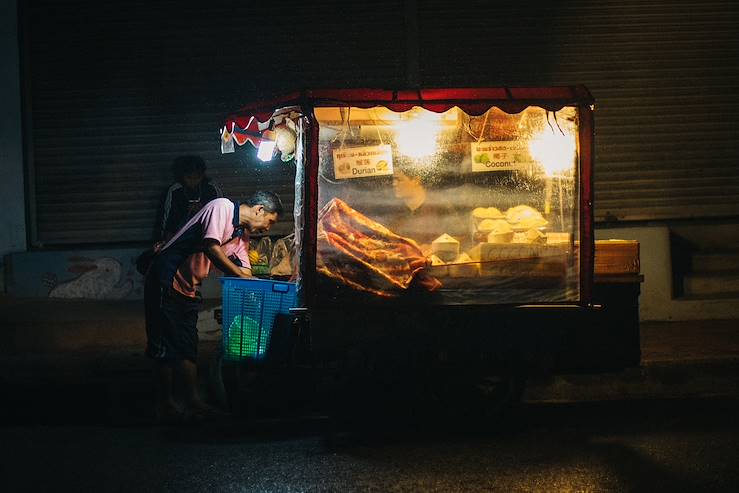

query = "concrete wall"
[596,226,672,321]
[0,0,27,292]
[596,226,739,322]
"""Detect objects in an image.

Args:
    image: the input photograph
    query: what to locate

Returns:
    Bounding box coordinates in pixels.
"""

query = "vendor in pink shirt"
[144,191,283,423]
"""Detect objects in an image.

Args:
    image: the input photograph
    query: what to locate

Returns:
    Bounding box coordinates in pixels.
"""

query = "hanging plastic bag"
[270,233,296,278]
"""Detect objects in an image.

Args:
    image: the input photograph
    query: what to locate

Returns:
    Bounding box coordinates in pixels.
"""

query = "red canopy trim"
[227,116,262,147]
[221,106,300,153]
[222,86,594,152]
[224,86,593,130]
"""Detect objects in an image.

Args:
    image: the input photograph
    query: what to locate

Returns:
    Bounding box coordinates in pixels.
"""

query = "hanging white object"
[257,140,276,161]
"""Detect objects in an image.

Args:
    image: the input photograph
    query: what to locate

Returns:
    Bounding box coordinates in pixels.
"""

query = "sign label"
[333,144,393,179]
[471,141,533,172]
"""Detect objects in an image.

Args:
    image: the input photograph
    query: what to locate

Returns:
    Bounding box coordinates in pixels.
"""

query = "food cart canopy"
[222,86,594,146]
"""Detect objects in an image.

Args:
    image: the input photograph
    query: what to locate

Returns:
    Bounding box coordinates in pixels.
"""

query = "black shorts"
[144,274,202,363]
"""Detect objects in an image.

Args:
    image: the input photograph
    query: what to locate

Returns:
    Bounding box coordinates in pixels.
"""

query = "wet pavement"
[2,298,739,491]
[3,316,738,426]
[2,397,739,492]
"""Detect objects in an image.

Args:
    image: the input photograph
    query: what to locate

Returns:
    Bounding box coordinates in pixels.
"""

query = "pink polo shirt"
[161,198,251,298]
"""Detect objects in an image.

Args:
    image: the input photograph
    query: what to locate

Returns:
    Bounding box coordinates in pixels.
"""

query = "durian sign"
[333,144,393,179]
[471,141,533,172]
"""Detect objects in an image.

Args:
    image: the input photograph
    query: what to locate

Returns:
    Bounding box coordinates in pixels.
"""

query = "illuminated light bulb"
[257,139,276,161]
[394,110,441,159]
[528,127,576,177]
[257,130,277,161]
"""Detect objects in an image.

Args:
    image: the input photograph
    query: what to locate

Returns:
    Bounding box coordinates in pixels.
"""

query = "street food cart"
[218,87,641,417]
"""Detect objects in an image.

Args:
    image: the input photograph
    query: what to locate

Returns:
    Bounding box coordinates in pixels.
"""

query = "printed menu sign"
[333,145,393,179]
[471,141,533,172]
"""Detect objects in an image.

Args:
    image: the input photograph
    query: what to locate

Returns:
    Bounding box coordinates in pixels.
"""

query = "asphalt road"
[2,396,739,492]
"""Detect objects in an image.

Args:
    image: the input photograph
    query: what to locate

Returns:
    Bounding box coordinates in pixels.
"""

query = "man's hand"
[204,239,250,278]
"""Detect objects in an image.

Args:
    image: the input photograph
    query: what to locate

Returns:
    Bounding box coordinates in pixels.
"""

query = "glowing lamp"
[528,127,576,177]
[257,130,277,162]
[394,109,442,159]
[528,126,576,222]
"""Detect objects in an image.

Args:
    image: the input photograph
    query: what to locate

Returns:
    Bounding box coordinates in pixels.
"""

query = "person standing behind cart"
[145,191,283,423]
[156,155,223,243]
[386,161,463,252]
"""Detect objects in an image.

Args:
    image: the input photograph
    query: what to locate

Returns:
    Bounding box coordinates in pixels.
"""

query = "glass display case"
[221,87,594,309]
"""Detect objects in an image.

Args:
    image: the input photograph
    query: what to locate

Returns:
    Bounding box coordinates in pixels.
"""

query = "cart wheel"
[476,372,527,421]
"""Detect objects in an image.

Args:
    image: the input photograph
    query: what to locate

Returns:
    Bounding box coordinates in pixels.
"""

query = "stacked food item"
[428,234,478,278]
[428,204,568,279]
[472,205,549,244]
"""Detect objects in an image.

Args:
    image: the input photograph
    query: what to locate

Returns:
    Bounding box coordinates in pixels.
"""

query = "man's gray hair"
[245,191,284,215]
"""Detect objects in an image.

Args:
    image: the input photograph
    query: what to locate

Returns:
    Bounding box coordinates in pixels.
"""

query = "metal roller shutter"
[26,0,738,245]
[417,0,739,222]
[25,0,405,245]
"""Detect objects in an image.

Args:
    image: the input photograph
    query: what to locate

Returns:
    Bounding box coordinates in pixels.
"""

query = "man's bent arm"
[204,239,250,278]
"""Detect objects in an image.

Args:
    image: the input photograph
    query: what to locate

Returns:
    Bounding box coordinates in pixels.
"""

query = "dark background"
[19,0,739,245]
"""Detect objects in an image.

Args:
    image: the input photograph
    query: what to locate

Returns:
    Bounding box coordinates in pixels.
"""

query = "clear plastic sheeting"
[314,105,581,305]
[293,116,307,303]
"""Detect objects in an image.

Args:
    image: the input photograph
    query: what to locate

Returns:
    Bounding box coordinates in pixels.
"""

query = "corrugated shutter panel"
[417,0,739,222]
[26,0,405,245]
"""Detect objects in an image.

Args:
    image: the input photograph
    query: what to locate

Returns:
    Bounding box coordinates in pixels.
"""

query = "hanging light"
[256,122,297,162]
[256,138,277,161]
[528,125,576,177]
[394,108,442,160]
[255,120,277,162]
[528,113,577,224]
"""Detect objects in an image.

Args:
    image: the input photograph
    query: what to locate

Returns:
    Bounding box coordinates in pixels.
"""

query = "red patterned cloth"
[317,198,441,297]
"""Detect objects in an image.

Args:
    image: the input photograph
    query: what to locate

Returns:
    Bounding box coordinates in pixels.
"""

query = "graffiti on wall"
[5,248,144,300]
[42,256,135,299]
[6,248,220,300]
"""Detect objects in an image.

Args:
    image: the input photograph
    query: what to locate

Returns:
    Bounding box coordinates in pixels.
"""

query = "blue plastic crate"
[221,277,297,362]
